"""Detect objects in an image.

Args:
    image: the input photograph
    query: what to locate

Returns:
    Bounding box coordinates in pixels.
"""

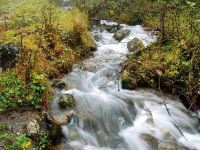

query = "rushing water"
[52,20,200,150]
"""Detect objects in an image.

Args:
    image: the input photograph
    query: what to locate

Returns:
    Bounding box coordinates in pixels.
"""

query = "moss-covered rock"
[104,24,121,33]
[58,95,75,109]
[121,78,137,90]
[52,115,68,126]
[105,25,113,32]
[90,41,97,52]
[113,29,131,41]
[49,123,63,145]
[52,80,66,90]
[42,112,67,145]
[48,110,77,144]
[127,38,144,52]
[0,44,19,71]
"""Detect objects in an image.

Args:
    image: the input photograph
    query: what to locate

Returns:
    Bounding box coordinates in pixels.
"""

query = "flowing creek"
[51,20,200,150]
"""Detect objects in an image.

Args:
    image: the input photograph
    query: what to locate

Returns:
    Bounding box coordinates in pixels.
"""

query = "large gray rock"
[127,38,144,52]
[113,29,131,41]
[0,44,19,71]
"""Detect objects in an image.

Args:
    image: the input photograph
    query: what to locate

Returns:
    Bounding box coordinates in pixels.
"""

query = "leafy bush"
[0,73,48,111]
[0,132,31,150]
[37,130,49,150]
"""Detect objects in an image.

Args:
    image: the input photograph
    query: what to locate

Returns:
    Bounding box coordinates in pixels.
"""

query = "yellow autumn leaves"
[23,141,32,150]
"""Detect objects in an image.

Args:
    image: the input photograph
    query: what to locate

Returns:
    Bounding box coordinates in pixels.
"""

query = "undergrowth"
[0,0,93,112]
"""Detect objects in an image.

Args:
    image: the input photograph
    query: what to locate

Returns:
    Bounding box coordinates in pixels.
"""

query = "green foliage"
[0,122,6,131]
[37,130,49,150]
[0,121,48,150]
[121,70,137,90]
[0,73,48,112]
[0,129,32,150]
[14,134,31,149]
[0,133,14,140]
[122,78,133,89]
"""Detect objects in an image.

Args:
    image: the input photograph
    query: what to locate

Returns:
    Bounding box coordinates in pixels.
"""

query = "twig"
[158,73,189,141]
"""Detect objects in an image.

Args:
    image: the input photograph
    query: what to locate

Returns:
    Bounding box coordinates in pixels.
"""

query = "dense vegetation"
[76,0,200,110]
[0,0,93,112]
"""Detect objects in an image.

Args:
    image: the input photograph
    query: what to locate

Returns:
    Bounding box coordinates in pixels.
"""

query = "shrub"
[0,72,49,111]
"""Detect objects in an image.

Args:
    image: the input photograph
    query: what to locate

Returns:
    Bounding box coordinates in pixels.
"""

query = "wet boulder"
[50,110,77,143]
[52,79,66,90]
[91,18,101,26]
[160,129,190,149]
[145,117,154,126]
[58,95,75,109]
[159,142,179,150]
[41,111,64,144]
[104,24,122,33]
[0,44,19,71]
[90,41,97,52]
[68,129,79,141]
[49,123,63,144]
[104,25,113,32]
[160,128,175,139]
[145,109,154,126]
[127,38,144,53]
[113,29,131,41]
[140,133,158,150]
[52,115,68,126]
[94,34,101,42]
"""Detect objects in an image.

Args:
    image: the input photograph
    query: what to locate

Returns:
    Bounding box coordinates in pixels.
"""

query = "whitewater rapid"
[52,20,200,150]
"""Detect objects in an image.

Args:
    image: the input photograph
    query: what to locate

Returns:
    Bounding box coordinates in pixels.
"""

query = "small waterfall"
[52,20,200,150]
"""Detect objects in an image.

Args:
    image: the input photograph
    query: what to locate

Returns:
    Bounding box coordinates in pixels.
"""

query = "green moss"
[58,99,69,109]
[58,98,75,109]
[49,124,62,144]
[121,78,137,90]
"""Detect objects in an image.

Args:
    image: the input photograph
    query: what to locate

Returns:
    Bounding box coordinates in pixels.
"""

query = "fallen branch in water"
[158,70,189,142]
